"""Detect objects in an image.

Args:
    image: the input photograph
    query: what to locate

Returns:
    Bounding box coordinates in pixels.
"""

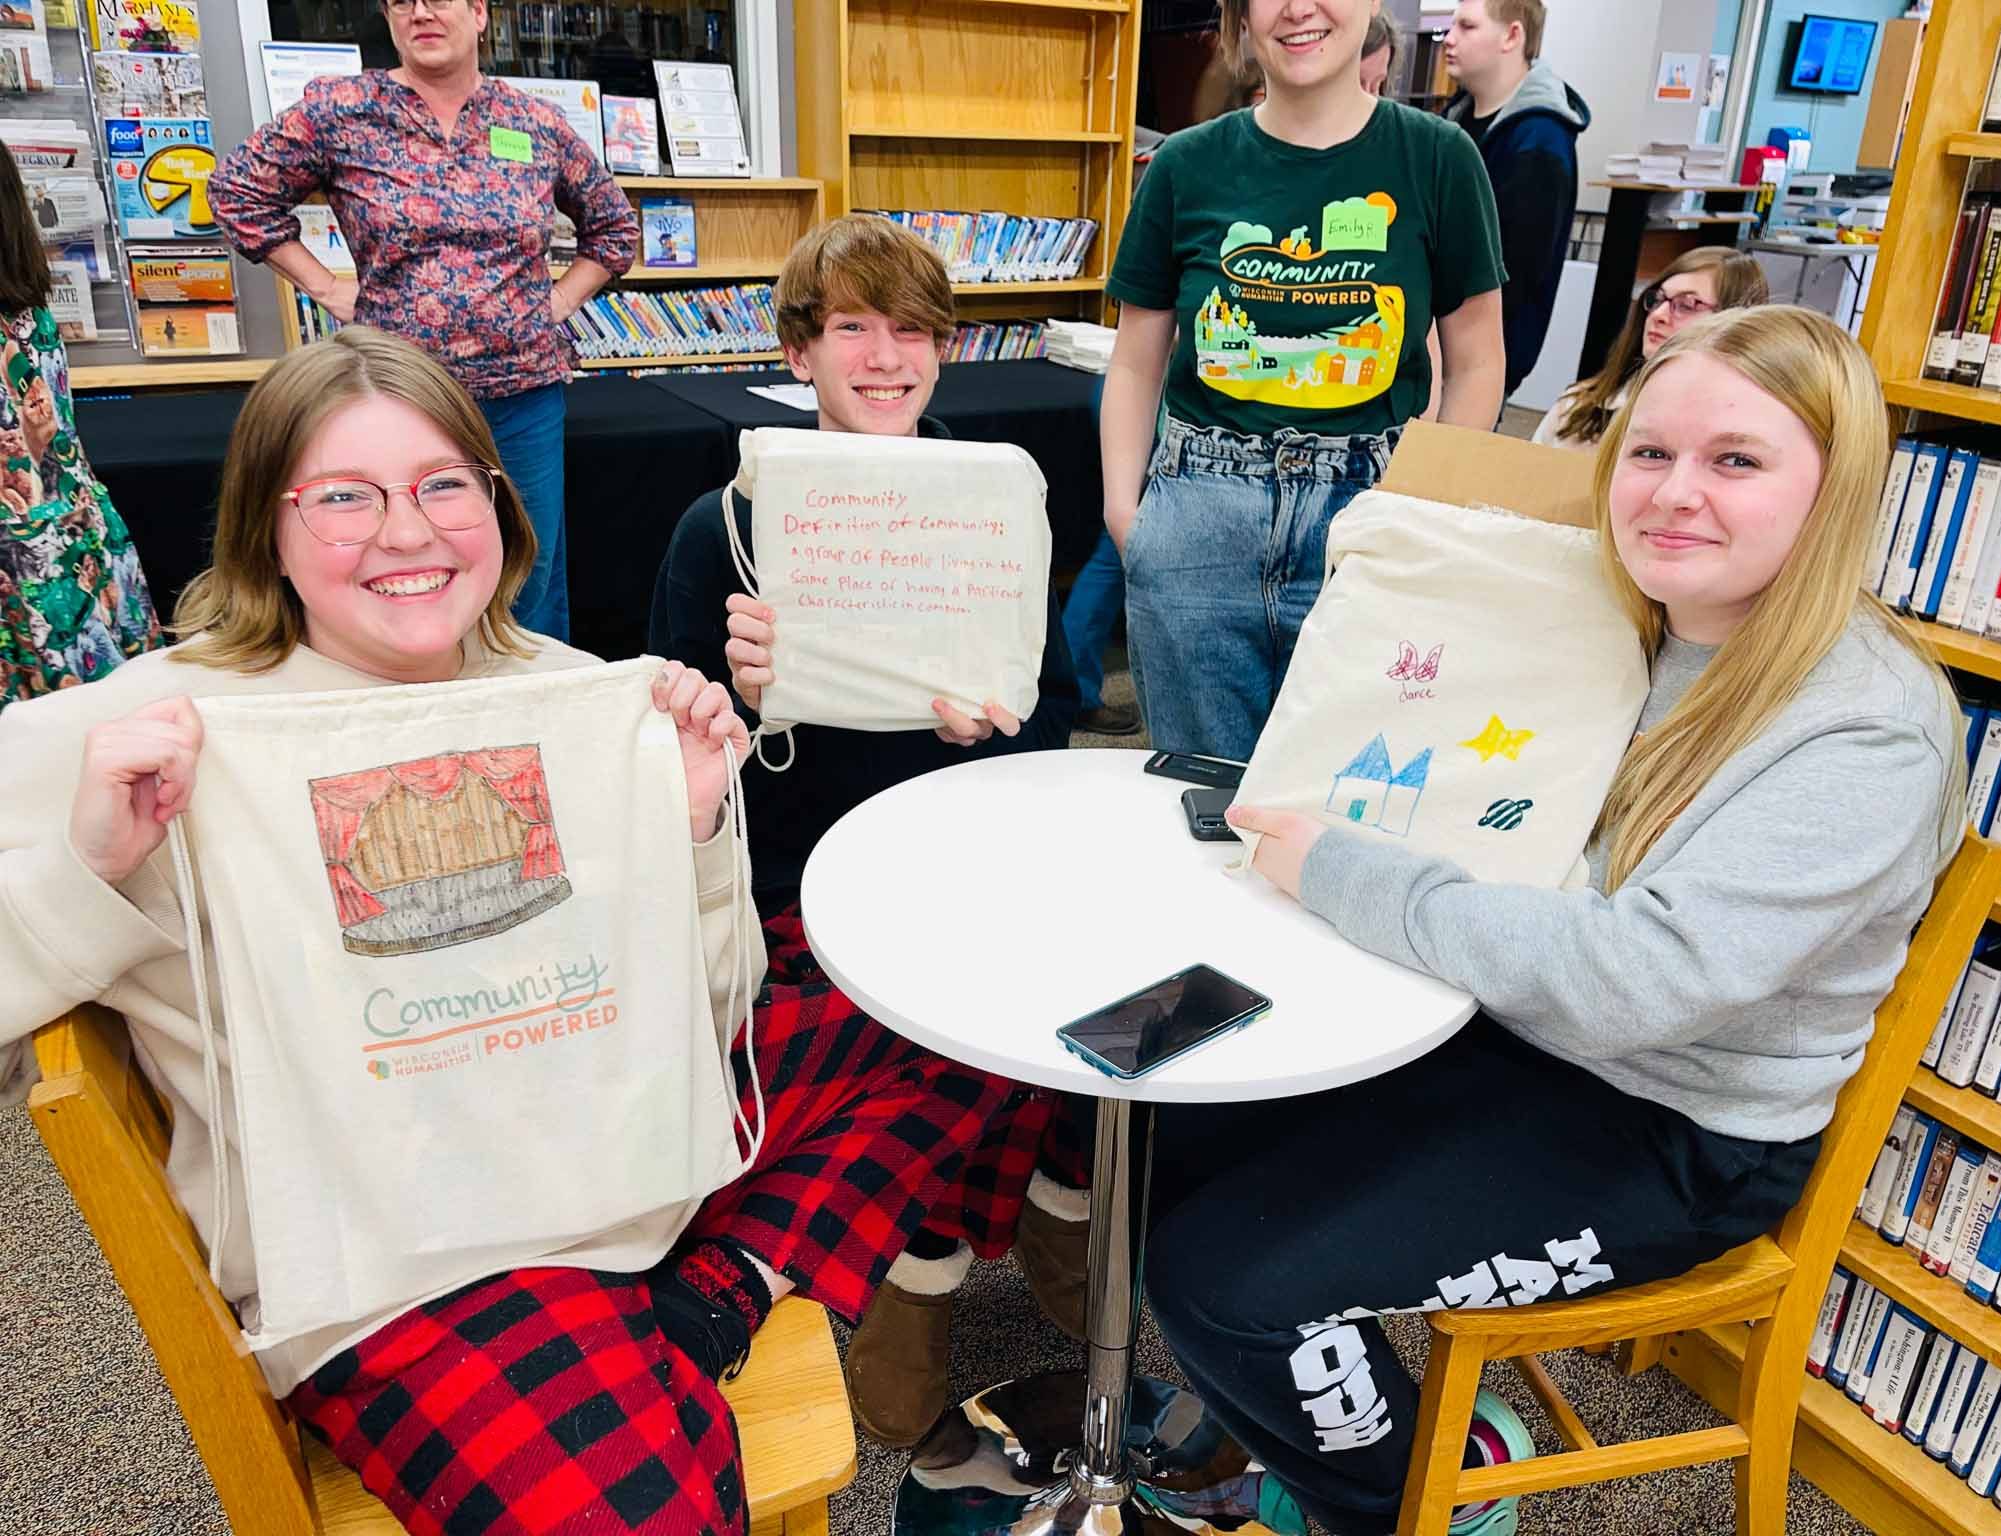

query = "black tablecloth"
[72,359,1105,663]
[75,388,244,632]
[657,359,1107,572]
[562,376,730,660]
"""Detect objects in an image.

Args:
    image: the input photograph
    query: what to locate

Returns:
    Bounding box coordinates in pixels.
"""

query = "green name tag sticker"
[489,126,533,164]
[1320,196,1390,254]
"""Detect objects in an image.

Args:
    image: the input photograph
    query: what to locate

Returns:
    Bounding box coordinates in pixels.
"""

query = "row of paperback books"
[1925,164,2001,393]
[943,321,1047,364]
[1866,436,2001,637]
[858,210,1099,286]
[1930,920,2001,1091]
[563,282,776,361]
[1808,1259,2001,1509]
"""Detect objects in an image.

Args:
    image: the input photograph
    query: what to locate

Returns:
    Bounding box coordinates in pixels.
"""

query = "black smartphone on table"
[1181,786,1237,842]
[1056,964,1272,1080]
[1144,751,1245,790]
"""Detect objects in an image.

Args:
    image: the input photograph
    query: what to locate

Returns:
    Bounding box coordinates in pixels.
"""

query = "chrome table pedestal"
[892,1101,1296,1534]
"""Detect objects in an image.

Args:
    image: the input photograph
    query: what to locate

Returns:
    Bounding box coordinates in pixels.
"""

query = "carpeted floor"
[0,405,1871,1533]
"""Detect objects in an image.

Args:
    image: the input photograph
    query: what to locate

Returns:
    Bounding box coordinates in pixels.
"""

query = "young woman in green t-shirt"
[1103,0,1506,760]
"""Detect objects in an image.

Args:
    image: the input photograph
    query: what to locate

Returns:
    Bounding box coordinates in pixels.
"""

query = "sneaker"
[1077,702,1142,736]
[1450,1388,1536,1535]
[843,1280,954,1448]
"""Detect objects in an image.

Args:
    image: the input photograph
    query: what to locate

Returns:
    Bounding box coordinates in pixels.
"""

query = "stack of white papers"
[1043,319,1115,374]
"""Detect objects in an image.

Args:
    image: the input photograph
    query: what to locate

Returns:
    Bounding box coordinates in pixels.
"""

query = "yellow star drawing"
[1460,715,1536,762]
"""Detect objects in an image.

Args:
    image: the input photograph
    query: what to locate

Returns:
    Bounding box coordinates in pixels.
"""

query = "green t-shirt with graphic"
[1109,102,1505,440]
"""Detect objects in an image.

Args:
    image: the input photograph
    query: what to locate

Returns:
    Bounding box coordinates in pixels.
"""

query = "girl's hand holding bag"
[169,658,761,1349]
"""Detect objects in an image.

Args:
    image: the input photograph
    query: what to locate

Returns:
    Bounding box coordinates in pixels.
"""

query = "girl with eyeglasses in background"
[1533,247,1769,452]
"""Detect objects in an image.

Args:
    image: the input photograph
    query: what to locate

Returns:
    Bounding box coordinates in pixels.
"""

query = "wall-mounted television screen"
[1785,15,1878,96]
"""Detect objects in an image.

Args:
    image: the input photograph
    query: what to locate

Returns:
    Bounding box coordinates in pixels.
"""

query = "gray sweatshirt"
[1299,612,1960,1143]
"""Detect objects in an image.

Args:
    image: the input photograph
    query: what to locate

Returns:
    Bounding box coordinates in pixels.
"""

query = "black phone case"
[1145,751,1245,789]
[1182,786,1238,842]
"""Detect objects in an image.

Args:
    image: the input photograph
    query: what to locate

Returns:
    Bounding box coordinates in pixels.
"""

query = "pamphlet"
[652,61,748,177]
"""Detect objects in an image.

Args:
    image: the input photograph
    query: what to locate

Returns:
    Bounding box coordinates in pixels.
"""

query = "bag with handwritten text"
[168,660,761,1349]
[724,427,1051,765]
[1234,428,1648,887]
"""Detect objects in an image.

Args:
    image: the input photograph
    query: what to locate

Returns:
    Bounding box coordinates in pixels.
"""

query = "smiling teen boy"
[649,213,1088,1446]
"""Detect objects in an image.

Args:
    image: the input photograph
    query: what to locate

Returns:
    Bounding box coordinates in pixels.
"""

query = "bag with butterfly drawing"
[722,427,1051,768]
[1232,424,1649,887]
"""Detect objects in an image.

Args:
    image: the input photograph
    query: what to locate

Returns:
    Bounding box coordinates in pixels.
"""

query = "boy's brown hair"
[1481,0,1546,63]
[774,214,956,353]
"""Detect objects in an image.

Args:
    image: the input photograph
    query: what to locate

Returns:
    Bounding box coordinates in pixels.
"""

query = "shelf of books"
[793,0,1143,328]
[4,0,257,388]
[1662,5,2001,1531]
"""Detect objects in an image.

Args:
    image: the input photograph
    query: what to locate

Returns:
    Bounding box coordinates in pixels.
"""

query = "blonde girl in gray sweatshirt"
[1148,305,1965,1536]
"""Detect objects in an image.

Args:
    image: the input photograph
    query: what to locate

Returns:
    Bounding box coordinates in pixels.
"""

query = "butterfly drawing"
[1387,642,1444,683]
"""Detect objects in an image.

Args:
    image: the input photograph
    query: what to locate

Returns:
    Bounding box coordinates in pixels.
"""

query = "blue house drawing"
[1327,735,1432,836]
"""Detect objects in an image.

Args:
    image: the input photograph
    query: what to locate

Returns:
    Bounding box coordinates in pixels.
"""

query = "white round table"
[802,749,1476,1534]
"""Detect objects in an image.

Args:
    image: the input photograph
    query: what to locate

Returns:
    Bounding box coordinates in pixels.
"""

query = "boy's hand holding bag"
[1233,424,1649,889]
[723,427,1052,764]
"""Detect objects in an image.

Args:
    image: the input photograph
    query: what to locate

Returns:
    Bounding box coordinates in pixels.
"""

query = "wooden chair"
[28,1003,855,1536]
[1395,830,2001,1536]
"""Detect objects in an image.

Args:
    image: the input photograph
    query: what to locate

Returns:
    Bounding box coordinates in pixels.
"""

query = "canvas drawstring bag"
[168,659,761,1348]
[722,427,1051,769]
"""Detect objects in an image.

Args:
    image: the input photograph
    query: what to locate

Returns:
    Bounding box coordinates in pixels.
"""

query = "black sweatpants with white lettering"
[1143,1016,1818,1536]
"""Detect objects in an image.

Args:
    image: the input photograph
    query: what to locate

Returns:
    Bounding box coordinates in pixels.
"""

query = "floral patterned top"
[209,72,639,400]
[1,306,162,710]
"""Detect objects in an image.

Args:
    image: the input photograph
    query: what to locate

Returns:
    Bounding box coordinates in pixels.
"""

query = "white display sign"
[653,61,748,178]
[259,40,362,123]
[496,75,606,166]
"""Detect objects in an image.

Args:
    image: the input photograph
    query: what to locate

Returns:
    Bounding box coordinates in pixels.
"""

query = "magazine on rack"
[46,260,96,340]
[92,50,205,116]
[88,0,199,53]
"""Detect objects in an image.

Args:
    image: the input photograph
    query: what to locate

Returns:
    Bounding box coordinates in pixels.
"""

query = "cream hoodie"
[0,637,764,1396]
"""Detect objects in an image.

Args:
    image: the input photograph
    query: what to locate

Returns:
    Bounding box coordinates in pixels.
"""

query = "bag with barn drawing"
[168,658,760,1348]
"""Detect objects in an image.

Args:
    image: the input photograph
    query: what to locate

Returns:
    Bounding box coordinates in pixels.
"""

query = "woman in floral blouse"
[0,141,161,711]
[209,0,638,645]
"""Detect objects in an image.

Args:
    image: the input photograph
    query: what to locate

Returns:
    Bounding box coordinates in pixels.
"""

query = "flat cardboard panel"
[1381,420,1598,529]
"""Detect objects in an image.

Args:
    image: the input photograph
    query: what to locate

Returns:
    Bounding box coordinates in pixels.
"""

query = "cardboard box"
[1379,420,1598,529]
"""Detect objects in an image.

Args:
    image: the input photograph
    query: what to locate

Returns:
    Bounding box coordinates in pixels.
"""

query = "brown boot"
[1016,1181,1090,1342]
[844,1279,955,1448]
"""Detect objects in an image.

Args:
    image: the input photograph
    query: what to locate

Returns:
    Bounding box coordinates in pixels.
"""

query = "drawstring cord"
[718,736,765,1166]
[722,481,797,775]
[168,818,231,1289]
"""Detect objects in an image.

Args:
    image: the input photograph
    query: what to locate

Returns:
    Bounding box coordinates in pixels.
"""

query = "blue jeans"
[1061,530,1125,711]
[1123,416,1396,761]
[480,382,568,642]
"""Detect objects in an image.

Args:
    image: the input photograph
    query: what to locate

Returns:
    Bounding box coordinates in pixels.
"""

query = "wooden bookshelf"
[575,350,783,370]
[1669,1325,1998,1536]
[1665,5,2001,1529]
[70,359,275,391]
[1838,1218,2001,1371]
[274,177,823,370]
[793,0,1143,327]
[1900,613,2001,681]
[1907,1071,2001,1148]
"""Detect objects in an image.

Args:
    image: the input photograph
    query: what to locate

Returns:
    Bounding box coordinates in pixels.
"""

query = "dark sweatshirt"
[649,416,1081,915]
[1445,61,1591,398]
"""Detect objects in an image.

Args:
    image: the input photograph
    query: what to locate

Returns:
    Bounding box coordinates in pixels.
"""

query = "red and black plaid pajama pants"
[288,909,1017,1535]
